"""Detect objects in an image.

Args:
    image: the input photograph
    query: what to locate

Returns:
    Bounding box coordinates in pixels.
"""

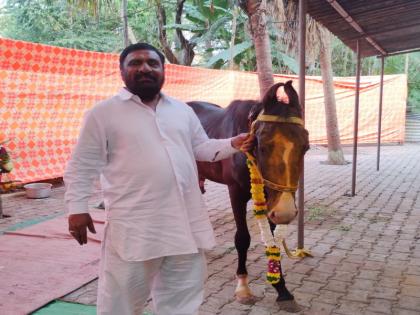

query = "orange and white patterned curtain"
[0,38,407,183]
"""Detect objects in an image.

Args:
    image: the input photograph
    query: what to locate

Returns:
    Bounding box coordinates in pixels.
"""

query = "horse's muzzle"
[267,192,298,224]
[268,209,298,225]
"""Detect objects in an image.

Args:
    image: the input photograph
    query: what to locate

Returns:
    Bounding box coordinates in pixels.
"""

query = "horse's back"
[187,101,225,138]
[187,101,222,112]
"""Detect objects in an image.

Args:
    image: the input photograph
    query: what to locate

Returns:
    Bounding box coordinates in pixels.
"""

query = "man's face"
[120,49,164,101]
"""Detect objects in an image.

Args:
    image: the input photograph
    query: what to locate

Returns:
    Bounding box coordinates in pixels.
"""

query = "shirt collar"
[117,88,135,101]
[117,88,168,104]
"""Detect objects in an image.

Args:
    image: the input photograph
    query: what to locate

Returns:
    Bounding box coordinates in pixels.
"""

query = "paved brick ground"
[1,144,420,314]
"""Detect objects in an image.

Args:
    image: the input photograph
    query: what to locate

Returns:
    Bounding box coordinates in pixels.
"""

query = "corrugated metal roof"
[307,0,420,57]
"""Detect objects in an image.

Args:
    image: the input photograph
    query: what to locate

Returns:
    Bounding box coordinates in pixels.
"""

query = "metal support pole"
[376,56,385,171]
[351,39,361,196]
[122,0,129,47]
[297,0,306,249]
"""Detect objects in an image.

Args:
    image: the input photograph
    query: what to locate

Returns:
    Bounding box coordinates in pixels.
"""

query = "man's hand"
[68,213,96,245]
[231,133,255,152]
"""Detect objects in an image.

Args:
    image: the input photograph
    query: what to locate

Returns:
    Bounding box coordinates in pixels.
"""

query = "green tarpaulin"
[33,301,153,315]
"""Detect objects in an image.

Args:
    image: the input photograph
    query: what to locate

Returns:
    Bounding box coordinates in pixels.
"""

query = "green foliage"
[181,0,249,68]
[307,206,324,221]
[0,0,299,72]
[204,40,252,67]
[271,49,298,74]
[386,53,420,111]
[338,224,351,232]
[0,0,122,52]
[330,37,420,112]
[306,204,335,222]
[128,0,168,49]
[5,0,417,110]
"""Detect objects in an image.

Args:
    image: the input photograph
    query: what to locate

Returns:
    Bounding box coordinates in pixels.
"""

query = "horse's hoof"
[235,286,258,305]
[277,299,301,313]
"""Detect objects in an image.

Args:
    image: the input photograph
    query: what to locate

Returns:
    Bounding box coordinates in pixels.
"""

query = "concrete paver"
[1,144,420,314]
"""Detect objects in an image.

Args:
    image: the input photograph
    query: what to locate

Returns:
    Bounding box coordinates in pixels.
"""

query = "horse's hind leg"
[228,184,255,304]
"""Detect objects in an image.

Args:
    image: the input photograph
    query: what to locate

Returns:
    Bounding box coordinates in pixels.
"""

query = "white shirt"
[64,88,238,261]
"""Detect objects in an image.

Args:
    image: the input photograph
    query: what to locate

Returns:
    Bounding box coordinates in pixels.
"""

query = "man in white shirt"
[64,42,253,315]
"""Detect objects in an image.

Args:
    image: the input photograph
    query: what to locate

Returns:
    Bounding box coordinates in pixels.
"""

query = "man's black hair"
[119,43,165,68]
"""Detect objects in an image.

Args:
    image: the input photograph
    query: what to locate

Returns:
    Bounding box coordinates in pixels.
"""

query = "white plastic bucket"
[23,183,52,199]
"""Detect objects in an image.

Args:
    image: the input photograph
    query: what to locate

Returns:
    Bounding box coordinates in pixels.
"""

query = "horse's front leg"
[228,184,255,304]
[269,221,300,312]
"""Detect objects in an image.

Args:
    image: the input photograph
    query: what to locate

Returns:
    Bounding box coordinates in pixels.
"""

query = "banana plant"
[161,0,243,65]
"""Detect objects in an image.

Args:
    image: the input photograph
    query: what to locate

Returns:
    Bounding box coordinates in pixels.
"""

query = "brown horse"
[187,81,309,309]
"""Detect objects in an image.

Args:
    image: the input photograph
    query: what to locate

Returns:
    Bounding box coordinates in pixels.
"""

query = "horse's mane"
[222,100,262,135]
[188,100,261,138]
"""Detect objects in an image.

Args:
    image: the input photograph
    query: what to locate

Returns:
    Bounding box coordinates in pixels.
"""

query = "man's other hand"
[68,213,96,245]
[231,133,255,152]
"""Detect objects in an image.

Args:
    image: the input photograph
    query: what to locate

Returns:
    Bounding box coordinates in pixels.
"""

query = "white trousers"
[97,239,207,315]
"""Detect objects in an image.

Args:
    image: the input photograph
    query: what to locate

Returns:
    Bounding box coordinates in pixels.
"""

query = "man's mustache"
[134,74,157,82]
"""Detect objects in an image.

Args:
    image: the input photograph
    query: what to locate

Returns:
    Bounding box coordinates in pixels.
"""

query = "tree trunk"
[155,0,195,65]
[127,26,137,44]
[319,33,347,165]
[155,0,180,64]
[240,0,274,99]
[342,48,348,75]
[229,6,238,70]
[121,0,129,47]
[175,0,195,65]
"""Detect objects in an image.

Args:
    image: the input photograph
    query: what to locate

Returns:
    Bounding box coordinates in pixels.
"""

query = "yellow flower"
[246,156,283,284]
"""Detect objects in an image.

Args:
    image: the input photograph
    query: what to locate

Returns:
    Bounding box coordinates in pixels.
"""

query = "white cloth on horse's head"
[64,88,238,261]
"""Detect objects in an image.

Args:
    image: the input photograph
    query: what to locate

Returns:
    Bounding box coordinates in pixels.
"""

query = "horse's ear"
[262,82,284,110]
[284,80,300,109]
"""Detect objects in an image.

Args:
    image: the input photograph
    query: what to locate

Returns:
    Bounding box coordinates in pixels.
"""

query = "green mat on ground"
[32,301,96,315]
[0,211,65,234]
[32,301,153,315]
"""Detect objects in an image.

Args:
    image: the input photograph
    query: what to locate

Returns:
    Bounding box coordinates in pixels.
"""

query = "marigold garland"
[246,157,287,284]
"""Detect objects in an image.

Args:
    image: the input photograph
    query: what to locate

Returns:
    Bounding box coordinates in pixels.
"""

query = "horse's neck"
[195,100,257,138]
[221,101,257,137]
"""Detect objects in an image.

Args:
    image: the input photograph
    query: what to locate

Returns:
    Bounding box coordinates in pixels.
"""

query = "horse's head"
[249,81,309,225]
